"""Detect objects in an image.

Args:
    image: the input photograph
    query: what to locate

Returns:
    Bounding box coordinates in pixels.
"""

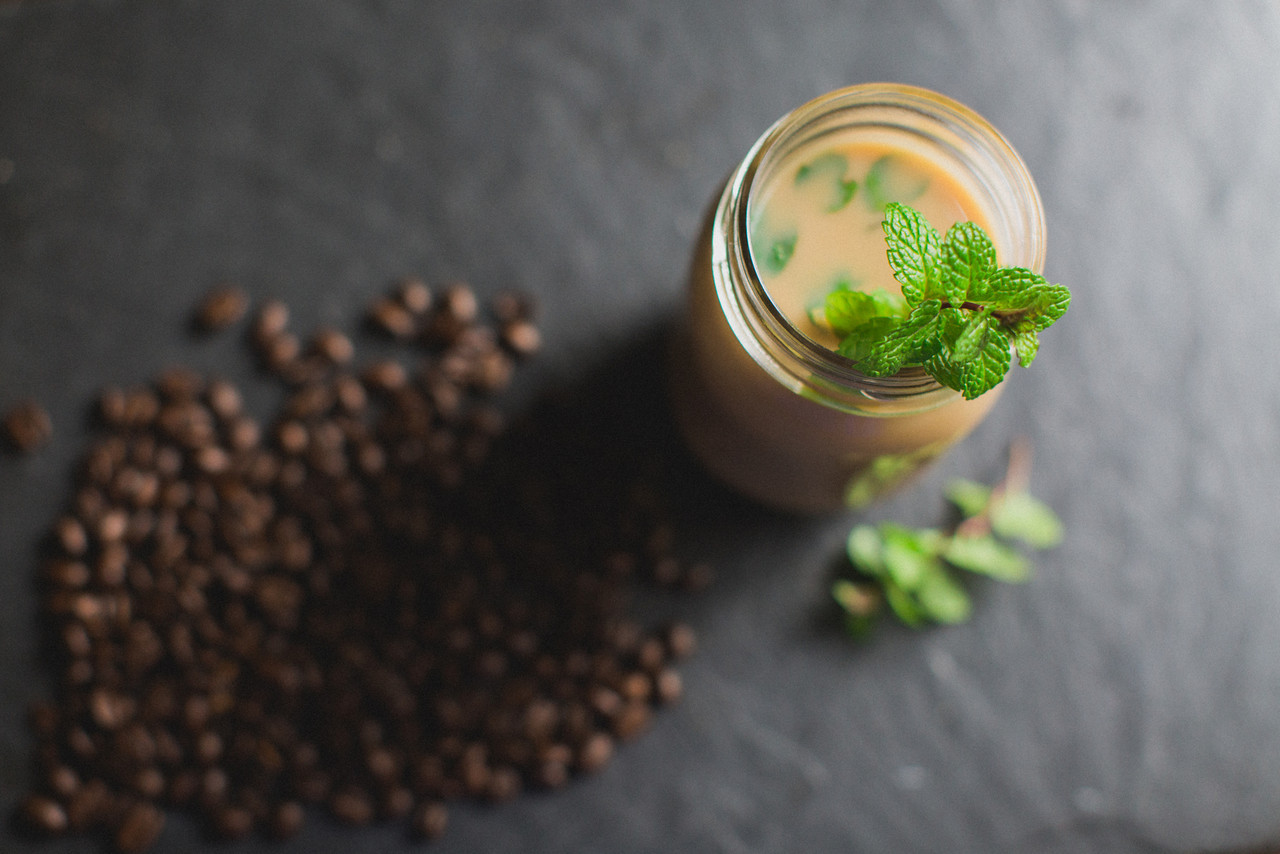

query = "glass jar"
[668,83,1046,513]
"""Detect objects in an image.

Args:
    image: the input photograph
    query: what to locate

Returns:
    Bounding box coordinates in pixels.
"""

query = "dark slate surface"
[2,2,1279,852]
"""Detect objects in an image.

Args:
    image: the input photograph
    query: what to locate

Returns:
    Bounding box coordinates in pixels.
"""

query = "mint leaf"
[944,534,1030,581]
[945,478,992,518]
[846,524,886,575]
[882,202,943,305]
[1022,283,1072,331]
[986,272,1070,331]
[991,492,1063,548]
[795,151,858,212]
[864,154,929,213]
[941,220,996,305]
[881,525,941,589]
[883,581,928,627]
[763,233,797,274]
[822,288,906,337]
[950,307,997,366]
[985,267,1047,308]
[926,324,1011,400]
[832,579,880,638]
[915,570,972,624]
[837,316,903,362]
[1011,328,1040,367]
[858,300,942,375]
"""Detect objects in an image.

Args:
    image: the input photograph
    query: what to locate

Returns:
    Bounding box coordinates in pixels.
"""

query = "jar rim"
[717,83,1046,412]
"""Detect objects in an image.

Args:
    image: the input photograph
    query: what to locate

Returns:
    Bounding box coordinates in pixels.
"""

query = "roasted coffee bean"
[211,804,254,840]
[329,787,375,826]
[665,622,698,659]
[267,800,305,839]
[252,299,290,341]
[311,327,354,366]
[54,516,89,556]
[409,801,448,840]
[653,668,683,704]
[440,283,478,324]
[611,701,652,740]
[368,297,417,339]
[397,278,432,315]
[500,320,541,358]
[490,290,534,324]
[575,732,615,774]
[65,778,112,830]
[114,802,165,853]
[3,399,53,453]
[194,285,248,332]
[20,795,69,834]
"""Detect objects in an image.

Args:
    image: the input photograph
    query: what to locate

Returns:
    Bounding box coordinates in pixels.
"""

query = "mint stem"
[941,301,1024,324]
[956,437,1031,539]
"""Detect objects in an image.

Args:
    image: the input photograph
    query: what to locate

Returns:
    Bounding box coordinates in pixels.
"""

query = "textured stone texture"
[2,2,1279,852]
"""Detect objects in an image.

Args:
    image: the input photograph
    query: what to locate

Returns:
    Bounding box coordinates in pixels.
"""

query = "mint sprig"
[825,203,1070,399]
[832,439,1062,637]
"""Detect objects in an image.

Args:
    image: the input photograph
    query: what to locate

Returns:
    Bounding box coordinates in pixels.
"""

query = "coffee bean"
[664,622,697,659]
[252,299,290,341]
[20,795,69,834]
[330,787,375,826]
[397,278,432,315]
[65,779,112,830]
[575,732,614,774]
[194,285,248,332]
[409,801,448,840]
[368,297,417,339]
[311,328,354,366]
[211,804,254,840]
[54,516,89,556]
[490,290,534,324]
[500,320,541,358]
[3,399,53,453]
[267,801,304,839]
[114,802,165,853]
[653,668,683,704]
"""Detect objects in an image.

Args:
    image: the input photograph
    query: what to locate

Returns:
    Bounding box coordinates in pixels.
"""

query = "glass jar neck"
[712,83,1046,416]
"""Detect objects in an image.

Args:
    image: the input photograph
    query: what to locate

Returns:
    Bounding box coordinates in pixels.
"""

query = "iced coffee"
[669,84,1046,513]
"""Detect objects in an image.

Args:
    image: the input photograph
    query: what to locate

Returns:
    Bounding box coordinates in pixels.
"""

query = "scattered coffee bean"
[268,801,305,839]
[114,803,165,853]
[410,801,448,840]
[3,399,52,453]
[193,285,248,332]
[20,795,69,835]
[368,297,417,339]
[397,277,432,315]
[500,320,541,358]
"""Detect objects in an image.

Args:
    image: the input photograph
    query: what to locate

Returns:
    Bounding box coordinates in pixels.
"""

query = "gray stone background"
[1,1,1278,852]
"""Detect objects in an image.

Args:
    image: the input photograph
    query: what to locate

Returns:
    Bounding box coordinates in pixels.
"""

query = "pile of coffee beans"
[16,279,703,852]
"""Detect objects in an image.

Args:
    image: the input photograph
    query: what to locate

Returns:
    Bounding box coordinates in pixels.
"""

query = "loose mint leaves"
[795,152,858,213]
[832,440,1062,637]
[824,203,1070,399]
[863,154,930,212]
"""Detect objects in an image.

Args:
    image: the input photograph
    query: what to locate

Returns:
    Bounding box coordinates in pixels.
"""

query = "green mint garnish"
[823,202,1070,399]
[832,439,1061,637]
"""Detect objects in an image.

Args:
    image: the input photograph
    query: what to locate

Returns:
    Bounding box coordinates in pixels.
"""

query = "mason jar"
[668,83,1046,513]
